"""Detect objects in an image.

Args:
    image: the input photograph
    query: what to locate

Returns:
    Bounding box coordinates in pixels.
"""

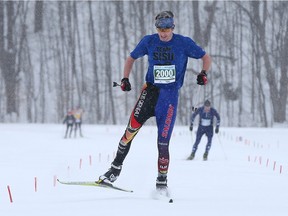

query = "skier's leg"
[100,83,160,183]
[79,122,83,137]
[74,123,77,138]
[64,125,69,138]
[155,88,178,188]
[69,125,73,138]
[187,129,204,160]
[113,115,142,166]
[113,84,160,165]
[203,126,213,160]
[205,136,213,152]
[192,128,204,154]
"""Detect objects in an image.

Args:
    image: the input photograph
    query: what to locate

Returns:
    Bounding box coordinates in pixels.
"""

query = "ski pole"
[113,81,121,87]
[190,130,194,146]
[195,85,201,105]
[216,133,227,160]
[192,85,201,112]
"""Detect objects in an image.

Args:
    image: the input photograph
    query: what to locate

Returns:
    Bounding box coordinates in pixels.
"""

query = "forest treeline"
[0,1,287,127]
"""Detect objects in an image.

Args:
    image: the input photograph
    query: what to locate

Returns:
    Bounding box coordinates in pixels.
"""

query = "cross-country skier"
[187,99,220,161]
[63,111,76,139]
[73,107,83,138]
[99,11,211,192]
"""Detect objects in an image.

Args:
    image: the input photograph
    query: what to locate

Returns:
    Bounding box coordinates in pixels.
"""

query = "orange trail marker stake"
[79,158,82,169]
[35,177,37,192]
[7,185,13,203]
[54,175,57,187]
[89,155,92,166]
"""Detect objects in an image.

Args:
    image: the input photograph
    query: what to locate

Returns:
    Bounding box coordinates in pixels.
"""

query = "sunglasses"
[157,28,172,32]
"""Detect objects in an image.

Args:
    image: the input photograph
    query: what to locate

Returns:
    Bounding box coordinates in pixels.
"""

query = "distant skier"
[73,107,83,137]
[63,111,76,139]
[187,99,220,161]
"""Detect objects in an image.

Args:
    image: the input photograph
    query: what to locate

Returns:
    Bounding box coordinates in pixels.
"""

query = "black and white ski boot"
[156,175,169,196]
[99,162,122,184]
[203,152,208,161]
[187,152,195,160]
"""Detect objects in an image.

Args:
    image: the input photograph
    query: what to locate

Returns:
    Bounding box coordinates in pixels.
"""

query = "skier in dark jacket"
[187,99,220,160]
[63,111,76,139]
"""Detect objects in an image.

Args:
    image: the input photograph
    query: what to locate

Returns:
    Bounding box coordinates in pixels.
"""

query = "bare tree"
[0,1,287,126]
[103,5,116,124]
[250,1,288,123]
[192,1,217,47]
[88,1,101,121]
[0,2,18,115]
[34,1,43,33]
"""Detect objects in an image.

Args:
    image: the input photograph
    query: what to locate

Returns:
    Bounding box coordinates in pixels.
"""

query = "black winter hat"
[204,100,211,107]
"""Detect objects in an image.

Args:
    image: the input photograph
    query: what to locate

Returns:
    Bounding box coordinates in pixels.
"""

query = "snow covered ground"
[0,124,287,216]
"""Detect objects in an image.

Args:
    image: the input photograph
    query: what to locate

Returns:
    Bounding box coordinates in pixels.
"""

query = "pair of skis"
[57,179,173,203]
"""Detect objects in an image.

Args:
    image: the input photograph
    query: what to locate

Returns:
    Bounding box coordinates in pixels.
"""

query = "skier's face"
[204,106,211,112]
[157,28,173,42]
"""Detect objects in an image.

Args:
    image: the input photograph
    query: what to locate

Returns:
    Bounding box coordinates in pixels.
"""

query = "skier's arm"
[120,56,135,91]
[201,53,211,73]
[214,109,220,133]
[211,108,221,129]
[123,56,136,79]
[196,53,211,85]
[214,109,220,127]
[191,109,200,125]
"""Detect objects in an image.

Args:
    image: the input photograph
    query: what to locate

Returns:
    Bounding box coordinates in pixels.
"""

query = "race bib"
[201,119,211,126]
[153,65,176,84]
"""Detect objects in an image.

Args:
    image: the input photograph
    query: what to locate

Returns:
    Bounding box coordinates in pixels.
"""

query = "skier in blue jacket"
[99,11,212,191]
[187,99,220,161]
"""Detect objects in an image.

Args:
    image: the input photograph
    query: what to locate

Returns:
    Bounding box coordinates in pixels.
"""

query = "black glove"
[215,126,219,134]
[197,70,208,85]
[120,78,131,91]
[189,124,193,131]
